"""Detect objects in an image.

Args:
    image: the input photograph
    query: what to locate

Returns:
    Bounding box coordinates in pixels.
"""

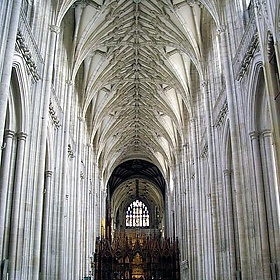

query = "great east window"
[125,200,149,228]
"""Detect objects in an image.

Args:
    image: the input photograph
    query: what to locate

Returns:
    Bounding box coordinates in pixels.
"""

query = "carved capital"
[49,25,60,34]
[4,129,16,139]
[45,170,53,177]
[249,131,259,140]
[201,80,208,88]
[186,0,200,8]
[74,0,87,9]
[260,129,271,138]
[217,25,226,35]
[223,169,231,176]
[16,132,28,141]
[66,79,74,86]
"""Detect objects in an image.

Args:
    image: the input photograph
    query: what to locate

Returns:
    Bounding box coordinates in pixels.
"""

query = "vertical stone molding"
[40,170,53,279]
[58,79,74,278]
[260,130,276,185]
[0,0,23,158]
[223,169,238,278]
[190,116,203,278]
[74,116,85,278]
[218,21,249,278]
[249,130,271,278]
[259,129,280,265]
[32,23,60,279]
[201,78,222,277]
[0,130,15,261]
[8,131,27,279]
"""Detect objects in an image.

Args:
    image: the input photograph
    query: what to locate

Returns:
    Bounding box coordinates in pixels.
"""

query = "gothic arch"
[245,51,279,279]
[246,58,264,132]
[245,59,273,134]
[0,54,30,278]
[11,54,30,134]
[221,118,232,171]
[221,118,241,278]
[45,126,54,172]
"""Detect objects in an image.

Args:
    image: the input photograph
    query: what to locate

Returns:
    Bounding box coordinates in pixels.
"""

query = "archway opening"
[94,159,180,279]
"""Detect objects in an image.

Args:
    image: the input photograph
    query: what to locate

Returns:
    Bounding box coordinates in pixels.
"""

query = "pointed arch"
[11,53,31,133]
[125,199,150,228]
[246,57,264,132]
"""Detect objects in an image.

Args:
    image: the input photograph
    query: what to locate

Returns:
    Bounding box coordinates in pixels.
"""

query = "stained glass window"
[126,200,149,228]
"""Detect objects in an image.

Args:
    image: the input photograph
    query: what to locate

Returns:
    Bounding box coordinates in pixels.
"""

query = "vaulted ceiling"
[55,0,220,183]
[108,159,166,195]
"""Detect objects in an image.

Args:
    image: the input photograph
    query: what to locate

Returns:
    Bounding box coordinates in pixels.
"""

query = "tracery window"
[126,200,149,228]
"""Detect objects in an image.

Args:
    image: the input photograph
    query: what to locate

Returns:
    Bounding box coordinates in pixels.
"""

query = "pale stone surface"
[0,0,280,279]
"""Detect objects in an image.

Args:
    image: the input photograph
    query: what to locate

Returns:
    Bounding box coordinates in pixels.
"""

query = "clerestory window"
[126,199,149,228]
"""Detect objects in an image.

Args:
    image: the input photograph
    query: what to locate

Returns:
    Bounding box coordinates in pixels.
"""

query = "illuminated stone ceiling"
[56,0,220,181]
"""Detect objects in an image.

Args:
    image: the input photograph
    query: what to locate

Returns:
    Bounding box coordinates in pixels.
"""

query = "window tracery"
[126,200,149,228]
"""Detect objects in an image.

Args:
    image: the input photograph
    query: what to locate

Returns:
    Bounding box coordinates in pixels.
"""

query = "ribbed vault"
[108,159,166,196]
[54,0,220,182]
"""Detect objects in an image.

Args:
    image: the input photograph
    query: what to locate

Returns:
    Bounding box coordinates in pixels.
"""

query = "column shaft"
[0,130,15,261]
[8,132,27,279]
[253,6,280,186]
[250,131,271,278]
[202,81,220,278]
[219,27,249,278]
[32,25,59,279]
[0,0,22,161]
[190,118,201,279]
[40,170,53,280]
[223,169,237,279]
[58,80,74,278]
[260,130,280,266]
[74,119,84,278]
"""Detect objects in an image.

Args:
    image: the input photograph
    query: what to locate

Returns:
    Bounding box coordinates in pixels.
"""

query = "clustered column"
[249,131,271,278]
[8,132,27,279]
[259,129,280,278]
[0,130,15,261]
